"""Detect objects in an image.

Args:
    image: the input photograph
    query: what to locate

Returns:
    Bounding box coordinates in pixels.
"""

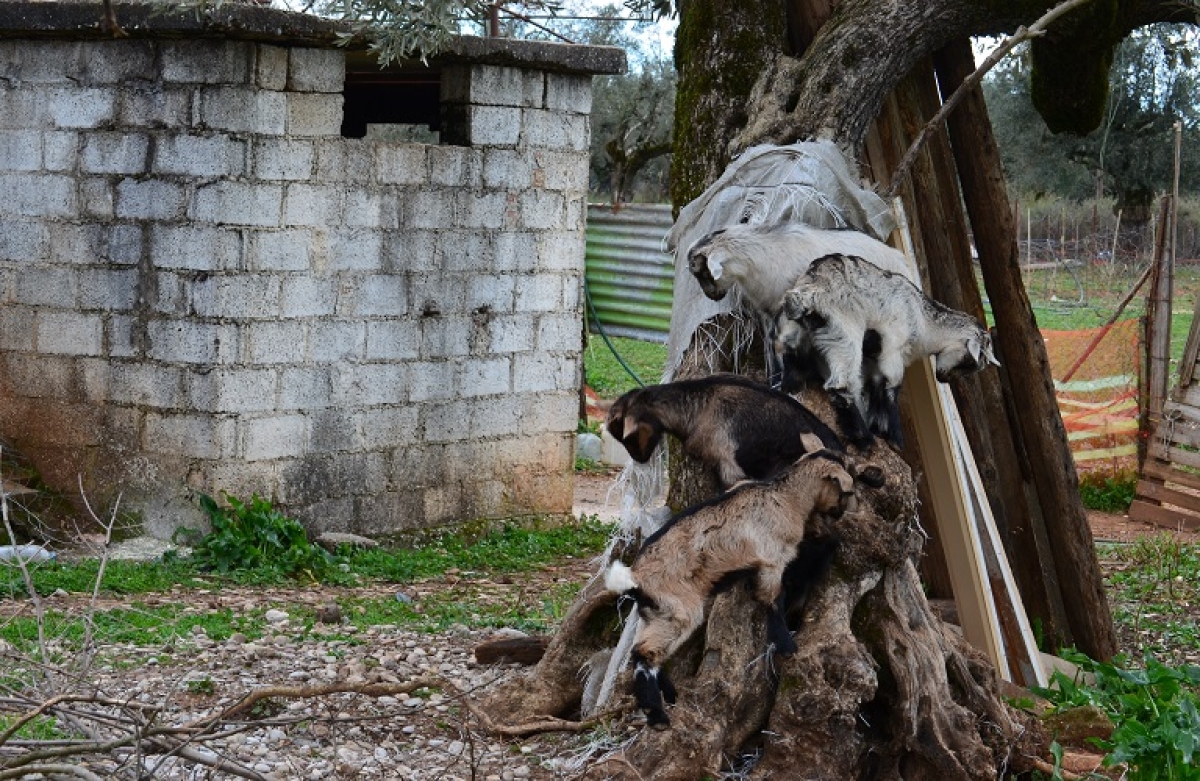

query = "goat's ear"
[707,253,725,281]
[799,432,824,453]
[832,470,854,493]
[605,399,626,437]
[782,291,804,319]
[631,421,660,461]
[983,333,1001,367]
[622,413,641,442]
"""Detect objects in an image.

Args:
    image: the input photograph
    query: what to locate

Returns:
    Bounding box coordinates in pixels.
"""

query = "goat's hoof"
[648,710,676,729]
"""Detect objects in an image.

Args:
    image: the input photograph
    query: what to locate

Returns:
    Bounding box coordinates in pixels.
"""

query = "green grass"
[0,518,613,601]
[584,334,668,398]
[0,558,199,599]
[317,581,584,636]
[336,518,612,584]
[0,714,71,741]
[0,517,614,655]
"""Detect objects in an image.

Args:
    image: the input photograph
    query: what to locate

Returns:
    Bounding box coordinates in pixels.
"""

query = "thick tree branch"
[884,0,1098,199]
[734,0,1200,153]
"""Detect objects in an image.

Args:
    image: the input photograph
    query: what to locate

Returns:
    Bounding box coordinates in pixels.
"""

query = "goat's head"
[686,229,731,301]
[933,325,1000,382]
[772,293,830,391]
[797,442,884,518]
[605,389,664,462]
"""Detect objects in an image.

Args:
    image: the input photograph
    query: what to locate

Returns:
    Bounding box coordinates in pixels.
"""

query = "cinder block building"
[0,2,624,537]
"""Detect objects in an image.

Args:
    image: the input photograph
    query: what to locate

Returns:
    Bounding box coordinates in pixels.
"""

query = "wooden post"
[1147,196,1174,422]
[933,38,1116,660]
[866,61,1062,644]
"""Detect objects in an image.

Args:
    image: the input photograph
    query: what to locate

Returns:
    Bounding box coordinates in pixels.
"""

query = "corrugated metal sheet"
[585,203,674,343]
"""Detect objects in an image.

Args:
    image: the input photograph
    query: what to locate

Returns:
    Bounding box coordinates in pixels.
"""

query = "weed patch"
[1033,649,1200,779]
[1079,468,1137,513]
[176,493,334,581]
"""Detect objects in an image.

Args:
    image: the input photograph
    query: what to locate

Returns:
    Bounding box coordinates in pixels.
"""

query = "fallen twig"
[185,675,444,730]
[466,698,632,738]
[0,763,106,780]
[1030,757,1086,780]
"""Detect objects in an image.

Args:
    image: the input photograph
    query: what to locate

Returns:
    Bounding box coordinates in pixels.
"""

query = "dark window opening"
[341,62,442,141]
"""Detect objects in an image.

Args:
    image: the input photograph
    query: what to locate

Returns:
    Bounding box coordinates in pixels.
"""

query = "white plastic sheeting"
[664,141,896,379]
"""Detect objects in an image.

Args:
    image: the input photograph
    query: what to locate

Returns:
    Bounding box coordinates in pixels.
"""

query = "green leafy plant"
[185,676,216,695]
[1078,468,1138,513]
[183,493,333,581]
[1033,649,1200,779]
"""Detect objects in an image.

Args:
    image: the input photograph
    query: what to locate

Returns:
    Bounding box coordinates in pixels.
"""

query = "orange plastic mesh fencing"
[1039,318,1140,465]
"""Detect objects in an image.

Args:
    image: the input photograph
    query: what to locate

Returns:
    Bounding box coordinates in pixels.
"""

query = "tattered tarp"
[664,141,896,378]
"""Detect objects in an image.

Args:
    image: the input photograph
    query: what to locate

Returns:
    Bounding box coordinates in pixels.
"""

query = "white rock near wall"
[0,16,623,538]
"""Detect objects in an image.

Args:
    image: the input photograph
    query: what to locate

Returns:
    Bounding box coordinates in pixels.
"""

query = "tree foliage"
[985,24,1200,220]
[482,2,676,203]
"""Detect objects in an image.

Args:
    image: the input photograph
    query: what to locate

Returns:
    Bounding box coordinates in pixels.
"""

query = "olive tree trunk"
[475,0,1200,775]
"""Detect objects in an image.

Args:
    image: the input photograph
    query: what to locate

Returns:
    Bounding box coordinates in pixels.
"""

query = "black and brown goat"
[604,443,884,727]
[604,374,843,489]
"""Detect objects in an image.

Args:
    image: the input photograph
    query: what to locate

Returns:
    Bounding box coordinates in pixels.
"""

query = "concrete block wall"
[0,35,596,537]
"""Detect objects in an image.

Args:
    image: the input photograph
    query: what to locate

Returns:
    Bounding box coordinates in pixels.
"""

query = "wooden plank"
[905,356,1008,678]
[1135,479,1200,514]
[1147,196,1174,418]
[1158,424,1200,451]
[1142,459,1200,493]
[944,383,1046,688]
[1129,500,1200,530]
[1174,293,1200,390]
[1152,409,1200,449]
[1177,384,1200,409]
[936,36,1116,659]
[1156,444,1200,471]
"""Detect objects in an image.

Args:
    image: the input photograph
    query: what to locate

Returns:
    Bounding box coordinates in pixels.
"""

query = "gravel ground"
[75,622,588,779]
[12,582,627,781]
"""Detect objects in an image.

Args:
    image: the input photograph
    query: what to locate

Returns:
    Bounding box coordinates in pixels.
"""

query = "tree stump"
[477,379,1039,778]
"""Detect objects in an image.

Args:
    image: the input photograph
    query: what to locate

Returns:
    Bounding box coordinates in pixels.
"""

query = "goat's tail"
[605,561,639,594]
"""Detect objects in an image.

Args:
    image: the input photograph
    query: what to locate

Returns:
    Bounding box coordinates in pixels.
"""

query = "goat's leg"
[874,347,909,446]
[883,385,903,447]
[631,652,671,728]
[813,321,873,447]
[763,314,785,390]
[782,537,839,623]
[830,390,874,448]
[630,604,704,727]
[658,668,678,704]
[756,567,797,655]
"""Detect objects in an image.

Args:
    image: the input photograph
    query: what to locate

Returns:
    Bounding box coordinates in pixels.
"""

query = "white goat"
[604,441,883,728]
[779,253,998,446]
[686,222,915,386]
